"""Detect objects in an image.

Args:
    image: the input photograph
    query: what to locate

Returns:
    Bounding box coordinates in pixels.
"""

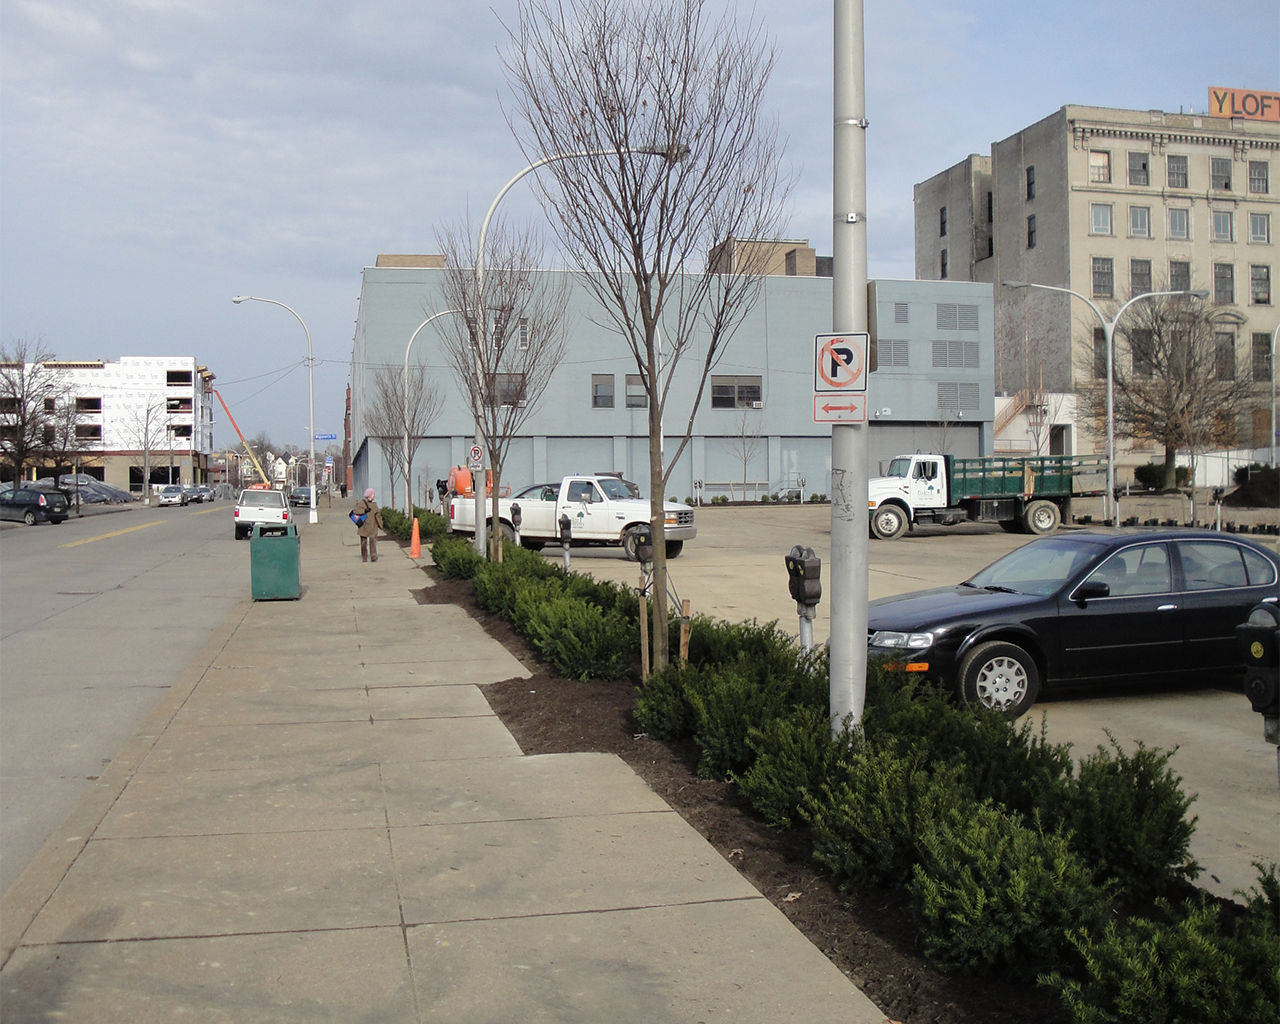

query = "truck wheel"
[622,526,645,561]
[870,505,907,540]
[1022,500,1060,535]
[499,522,515,543]
[958,641,1039,717]
[665,540,684,559]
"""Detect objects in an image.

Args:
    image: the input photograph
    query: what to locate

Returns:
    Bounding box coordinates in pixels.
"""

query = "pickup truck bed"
[233,489,290,540]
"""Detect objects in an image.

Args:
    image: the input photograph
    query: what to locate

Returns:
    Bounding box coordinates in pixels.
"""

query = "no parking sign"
[812,332,869,423]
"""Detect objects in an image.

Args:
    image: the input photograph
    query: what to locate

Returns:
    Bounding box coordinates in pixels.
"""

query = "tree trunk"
[647,398,669,672]
[1163,447,1177,490]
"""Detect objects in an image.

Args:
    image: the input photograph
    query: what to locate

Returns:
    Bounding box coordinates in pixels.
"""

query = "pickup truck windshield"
[884,458,913,478]
[597,478,634,500]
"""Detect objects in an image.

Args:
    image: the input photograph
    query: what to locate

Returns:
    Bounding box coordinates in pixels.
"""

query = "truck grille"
[671,509,695,527]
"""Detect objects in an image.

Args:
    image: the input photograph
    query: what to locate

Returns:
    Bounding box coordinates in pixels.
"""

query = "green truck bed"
[949,455,1107,501]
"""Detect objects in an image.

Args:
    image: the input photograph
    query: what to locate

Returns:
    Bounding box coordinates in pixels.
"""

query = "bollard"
[785,544,822,653]
[559,513,572,571]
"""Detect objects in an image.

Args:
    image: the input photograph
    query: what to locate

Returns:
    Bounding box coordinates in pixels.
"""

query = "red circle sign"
[818,338,863,388]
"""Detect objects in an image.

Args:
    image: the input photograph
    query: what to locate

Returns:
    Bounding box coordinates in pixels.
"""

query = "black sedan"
[867,529,1280,716]
[0,486,70,525]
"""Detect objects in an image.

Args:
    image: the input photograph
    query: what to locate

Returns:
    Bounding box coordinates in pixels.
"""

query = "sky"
[2,0,1276,450]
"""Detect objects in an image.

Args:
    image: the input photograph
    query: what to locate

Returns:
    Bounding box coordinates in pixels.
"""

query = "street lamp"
[1270,323,1278,472]
[231,295,318,524]
[1002,281,1208,527]
[469,143,687,556]
[403,309,463,513]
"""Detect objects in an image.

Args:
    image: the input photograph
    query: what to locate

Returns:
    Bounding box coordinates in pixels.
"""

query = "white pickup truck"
[233,488,291,540]
[448,474,696,560]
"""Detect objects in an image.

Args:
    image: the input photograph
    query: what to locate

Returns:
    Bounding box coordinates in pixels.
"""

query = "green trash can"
[250,523,301,600]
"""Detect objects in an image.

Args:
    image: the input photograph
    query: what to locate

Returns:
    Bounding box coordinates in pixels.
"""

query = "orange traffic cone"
[410,516,421,558]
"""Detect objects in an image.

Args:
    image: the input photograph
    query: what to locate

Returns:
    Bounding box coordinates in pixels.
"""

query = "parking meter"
[559,513,572,570]
[785,545,822,651]
[634,524,654,567]
[1236,602,1280,791]
[510,502,522,546]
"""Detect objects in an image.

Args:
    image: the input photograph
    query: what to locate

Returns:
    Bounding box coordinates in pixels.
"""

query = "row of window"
[1092,331,1274,384]
[1079,152,1270,194]
[1090,256,1272,306]
[1085,204,1272,244]
[590,374,764,410]
[0,422,195,443]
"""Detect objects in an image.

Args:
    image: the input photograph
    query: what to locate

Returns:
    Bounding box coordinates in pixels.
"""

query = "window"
[1167,154,1188,188]
[1249,160,1270,194]
[75,396,102,412]
[1026,214,1036,248]
[171,424,193,439]
[74,424,102,440]
[710,374,762,409]
[166,397,192,414]
[517,317,529,351]
[166,370,192,387]
[1130,259,1152,295]
[1210,157,1232,191]
[939,249,948,279]
[624,373,647,408]
[1025,165,1036,200]
[566,480,602,503]
[1251,265,1271,304]
[931,340,979,368]
[1130,330,1154,378]
[1088,150,1111,183]
[43,398,55,412]
[876,339,909,367]
[1212,209,1234,242]
[986,191,993,223]
[591,373,614,409]
[1090,203,1113,235]
[939,206,947,236]
[1254,333,1274,381]
[1250,212,1271,244]
[1129,206,1150,238]
[1214,263,1235,304]
[1169,260,1191,292]
[1214,333,1236,380]
[1092,257,1114,297]
[495,373,526,407]
[1168,207,1189,240]
[1093,328,1107,379]
[1128,152,1149,186]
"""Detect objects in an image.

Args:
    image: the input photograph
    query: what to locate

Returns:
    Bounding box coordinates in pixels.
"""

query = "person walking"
[352,487,385,562]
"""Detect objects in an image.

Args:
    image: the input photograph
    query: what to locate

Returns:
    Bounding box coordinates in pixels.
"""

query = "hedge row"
[425,532,1279,1022]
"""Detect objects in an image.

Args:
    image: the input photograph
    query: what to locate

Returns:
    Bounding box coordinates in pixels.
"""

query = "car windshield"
[598,477,635,500]
[882,458,913,478]
[965,536,1104,597]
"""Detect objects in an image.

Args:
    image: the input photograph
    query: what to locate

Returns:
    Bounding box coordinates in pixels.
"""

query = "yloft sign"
[1208,87,1280,123]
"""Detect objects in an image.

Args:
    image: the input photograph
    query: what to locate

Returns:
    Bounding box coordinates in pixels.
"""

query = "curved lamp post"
[232,295,318,524]
[403,309,463,512]
[469,143,687,556]
[1003,282,1208,527]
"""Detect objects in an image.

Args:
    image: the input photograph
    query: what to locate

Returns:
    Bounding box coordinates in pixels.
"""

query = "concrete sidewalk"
[0,518,885,1023]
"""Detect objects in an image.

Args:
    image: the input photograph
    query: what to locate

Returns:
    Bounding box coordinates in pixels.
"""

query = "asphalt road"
[0,500,275,891]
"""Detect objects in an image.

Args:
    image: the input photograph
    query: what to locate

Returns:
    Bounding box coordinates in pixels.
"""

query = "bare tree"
[1077,294,1254,490]
[116,400,170,498]
[502,0,791,668]
[997,299,1069,455]
[723,409,764,500]
[435,219,569,559]
[364,363,444,512]
[0,338,74,485]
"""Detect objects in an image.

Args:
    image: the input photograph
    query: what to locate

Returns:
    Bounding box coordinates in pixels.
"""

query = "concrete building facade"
[348,251,995,509]
[915,101,1279,471]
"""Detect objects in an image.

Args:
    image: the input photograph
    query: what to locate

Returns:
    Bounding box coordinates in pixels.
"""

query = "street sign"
[324,455,333,465]
[468,445,483,469]
[314,433,337,440]
[813,332,869,423]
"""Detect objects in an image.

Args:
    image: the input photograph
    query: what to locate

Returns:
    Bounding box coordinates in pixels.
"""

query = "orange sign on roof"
[1208,87,1280,123]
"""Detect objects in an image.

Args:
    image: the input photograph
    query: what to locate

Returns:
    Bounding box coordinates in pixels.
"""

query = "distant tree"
[502,0,791,667]
[364,363,444,512]
[997,297,1070,455]
[723,409,764,500]
[434,218,569,560]
[0,338,73,484]
[1077,293,1254,490]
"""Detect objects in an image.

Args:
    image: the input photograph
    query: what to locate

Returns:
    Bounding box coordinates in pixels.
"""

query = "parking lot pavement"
[562,503,1278,903]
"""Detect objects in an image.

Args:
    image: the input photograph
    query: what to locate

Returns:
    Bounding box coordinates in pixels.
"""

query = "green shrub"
[909,803,1109,978]
[413,508,451,542]
[737,705,850,829]
[1045,870,1280,1024]
[1132,462,1189,491]
[518,591,632,681]
[634,662,707,740]
[431,534,482,579]
[687,663,789,779]
[381,507,410,539]
[1052,736,1198,899]
[472,559,530,618]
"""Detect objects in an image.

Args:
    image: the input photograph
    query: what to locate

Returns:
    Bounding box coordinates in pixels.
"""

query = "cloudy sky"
[1,1,1275,448]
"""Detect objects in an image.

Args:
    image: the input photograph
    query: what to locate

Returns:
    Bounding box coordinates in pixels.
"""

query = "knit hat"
[364,488,375,499]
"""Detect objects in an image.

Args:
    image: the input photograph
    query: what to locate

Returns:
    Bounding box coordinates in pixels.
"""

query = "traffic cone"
[410,516,421,558]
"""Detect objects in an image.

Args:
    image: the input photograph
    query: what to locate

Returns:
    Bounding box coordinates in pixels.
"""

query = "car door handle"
[1157,604,1177,611]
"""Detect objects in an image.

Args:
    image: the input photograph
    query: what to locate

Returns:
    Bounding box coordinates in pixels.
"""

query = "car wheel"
[22,510,37,525]
[622,525,645,561]
[1022,500,1060,535]
[665,540,684,559]
[958,641,1040,717]
[870,505,908,540]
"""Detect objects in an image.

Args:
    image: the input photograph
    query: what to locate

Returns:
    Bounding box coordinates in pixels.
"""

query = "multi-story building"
[915,97,1279,471]
[0,356,217,491]
[348,246,996,506]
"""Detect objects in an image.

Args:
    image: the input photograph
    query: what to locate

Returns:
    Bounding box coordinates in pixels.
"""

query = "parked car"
[157,485,188,507]
[289,486,312,507]
[192,485,215,502]
[867,529,1280,717]
[0,486,70,525]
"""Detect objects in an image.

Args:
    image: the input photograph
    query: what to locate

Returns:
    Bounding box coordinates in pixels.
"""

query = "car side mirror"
[1074,580,1110,605]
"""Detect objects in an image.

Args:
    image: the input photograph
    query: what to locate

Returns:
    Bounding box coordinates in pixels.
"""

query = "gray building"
[348,252,994,509]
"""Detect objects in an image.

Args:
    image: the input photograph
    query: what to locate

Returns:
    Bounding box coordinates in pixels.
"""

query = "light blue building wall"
[349,263,995,508]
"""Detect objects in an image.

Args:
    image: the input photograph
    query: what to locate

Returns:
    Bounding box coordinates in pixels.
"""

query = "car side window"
[1177,541,1249,591]
[1241,547,1278,587]
[567,482,594,502]
[1086,543,1171,596]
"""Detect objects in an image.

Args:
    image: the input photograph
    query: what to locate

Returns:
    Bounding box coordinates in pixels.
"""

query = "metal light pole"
[471,143,687,557]
[1002,282,1208,527]
[403,309,463,513]
[1270,323,1278,472]
[232,295,318,523]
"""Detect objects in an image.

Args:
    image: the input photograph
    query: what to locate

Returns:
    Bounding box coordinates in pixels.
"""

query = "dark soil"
[415,565,1067,1024]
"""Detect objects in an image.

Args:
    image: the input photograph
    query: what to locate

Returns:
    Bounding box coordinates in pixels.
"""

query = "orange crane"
[212,389,271,487]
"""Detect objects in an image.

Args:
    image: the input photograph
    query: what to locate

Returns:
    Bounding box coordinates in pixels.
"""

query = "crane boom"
[212,389,271,486]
